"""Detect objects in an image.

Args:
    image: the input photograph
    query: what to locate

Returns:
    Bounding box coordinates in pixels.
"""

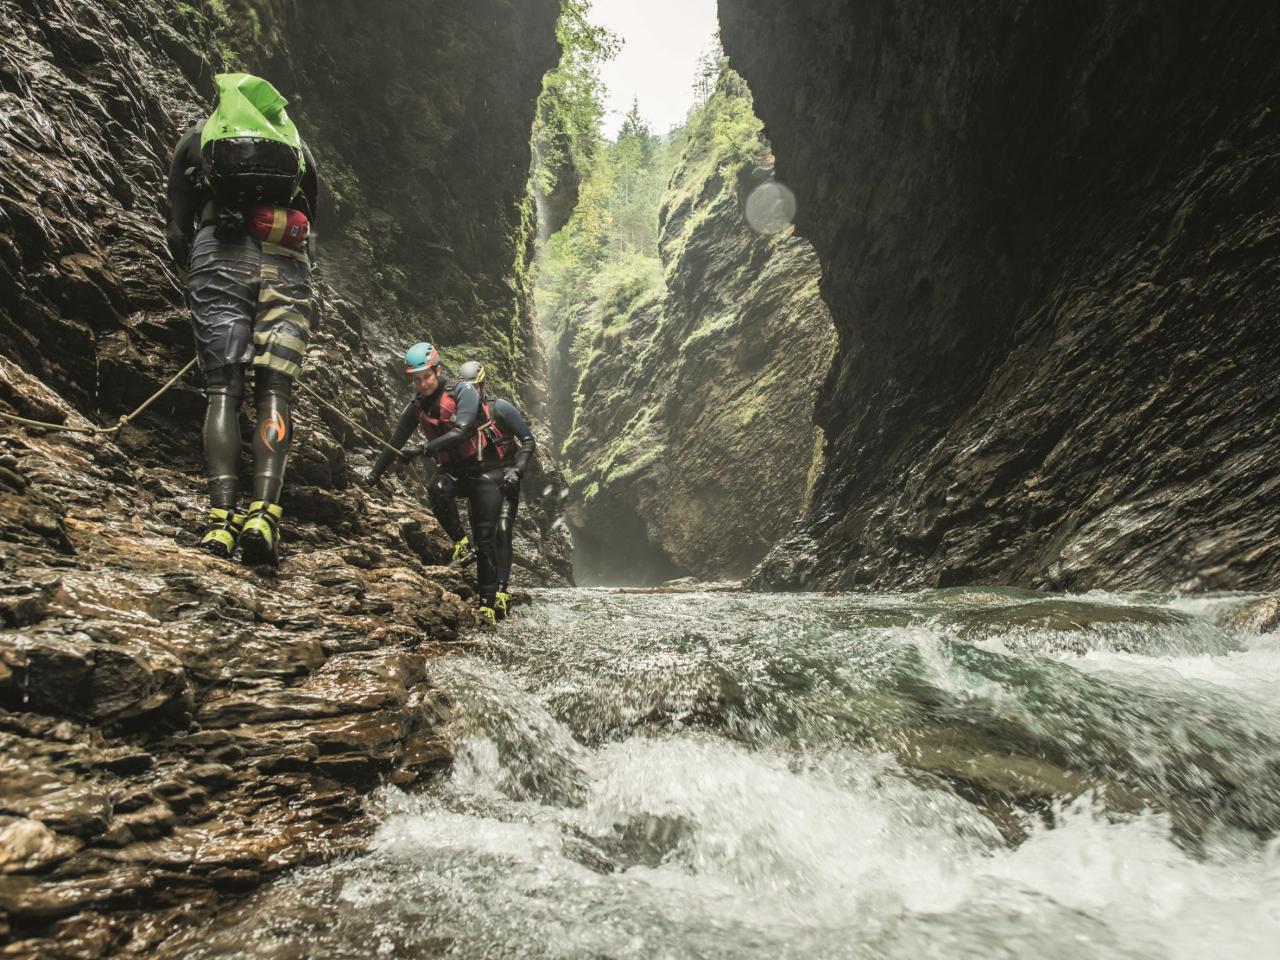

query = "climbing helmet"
[457,360,486,388]
[405,342,440,374]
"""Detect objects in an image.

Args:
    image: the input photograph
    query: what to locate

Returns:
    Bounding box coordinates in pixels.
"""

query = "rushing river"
[180,588,1280,959]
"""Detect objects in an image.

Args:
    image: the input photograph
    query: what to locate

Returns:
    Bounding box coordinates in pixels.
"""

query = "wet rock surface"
[720,0,1280,592]
[0,405,481,954]
[0,0,562,953]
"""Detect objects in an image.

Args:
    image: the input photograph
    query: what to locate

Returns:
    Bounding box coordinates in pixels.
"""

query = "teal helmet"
[404,342,440,374]
[457,360,486,388]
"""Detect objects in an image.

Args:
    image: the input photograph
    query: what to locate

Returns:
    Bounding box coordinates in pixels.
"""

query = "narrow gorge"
[0,0,569,951]
[1,1,1278,956]
[543,69,834,584]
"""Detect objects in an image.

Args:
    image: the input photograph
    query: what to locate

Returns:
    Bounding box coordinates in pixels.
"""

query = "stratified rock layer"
[720,0,1280,591]
[558,78,835,582]
[0,0,561,952]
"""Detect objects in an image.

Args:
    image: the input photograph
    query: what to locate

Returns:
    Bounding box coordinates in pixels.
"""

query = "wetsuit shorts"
[187,224,314,379]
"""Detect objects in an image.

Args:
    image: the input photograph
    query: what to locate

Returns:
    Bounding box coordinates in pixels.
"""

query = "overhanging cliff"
[720,0,1280,592]
[0,0,563,951]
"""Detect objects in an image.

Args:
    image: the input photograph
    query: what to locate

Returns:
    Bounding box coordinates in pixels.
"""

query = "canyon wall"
[721,0,1280,592]
[552,75,834,583]
[0,0,562,952]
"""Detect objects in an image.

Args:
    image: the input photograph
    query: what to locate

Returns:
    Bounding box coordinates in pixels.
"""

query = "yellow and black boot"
[239,501,284,566]
[477,604,498,628]
[494,591,511,621]
[199,508,245,560]
[448,536,474,569]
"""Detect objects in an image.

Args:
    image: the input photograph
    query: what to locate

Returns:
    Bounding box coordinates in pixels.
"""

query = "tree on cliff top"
[532,1,619,201]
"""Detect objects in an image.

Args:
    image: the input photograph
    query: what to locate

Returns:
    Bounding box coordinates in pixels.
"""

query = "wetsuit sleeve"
[165,124,203,261]
[368,399,419,480]
[495,399,537,473]
[298,141,319,225]
[422,383,480,455]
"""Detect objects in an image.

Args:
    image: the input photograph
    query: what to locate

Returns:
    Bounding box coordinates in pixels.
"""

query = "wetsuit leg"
[203,365,244,510]
[467,470,504,605]
[428,472,467,542]
[251,369,293,503]
[496,490,520,592]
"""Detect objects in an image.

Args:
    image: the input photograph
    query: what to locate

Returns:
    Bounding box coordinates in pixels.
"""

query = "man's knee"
[429,474,457,501]
[206,364,245,400]
[253,368,292,405]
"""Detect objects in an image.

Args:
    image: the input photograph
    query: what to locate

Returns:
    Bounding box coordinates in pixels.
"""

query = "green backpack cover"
[200,74,306,207]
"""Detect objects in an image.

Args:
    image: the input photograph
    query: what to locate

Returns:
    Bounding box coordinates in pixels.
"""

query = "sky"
[589,0,721,140]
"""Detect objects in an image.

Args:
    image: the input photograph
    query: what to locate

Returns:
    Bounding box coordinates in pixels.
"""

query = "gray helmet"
[457,360,486,388]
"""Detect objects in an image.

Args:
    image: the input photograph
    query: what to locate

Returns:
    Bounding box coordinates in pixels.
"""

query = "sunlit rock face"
[555,84,835,584]
[0,0,562,950]
[720,0,1280,591]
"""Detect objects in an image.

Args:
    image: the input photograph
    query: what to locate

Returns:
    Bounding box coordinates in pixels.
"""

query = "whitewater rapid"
[173,588,1280,959]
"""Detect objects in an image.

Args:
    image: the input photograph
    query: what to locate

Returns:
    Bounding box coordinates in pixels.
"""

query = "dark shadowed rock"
[720,0,1280,592]
[0,0,565,952]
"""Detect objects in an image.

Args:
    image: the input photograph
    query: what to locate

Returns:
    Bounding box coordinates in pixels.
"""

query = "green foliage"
[535,112,683,326]
[691,34,725,105]
[680,65,765,182]
[656,64,766,284]
[534,27,775,487]
[532,2,618,199]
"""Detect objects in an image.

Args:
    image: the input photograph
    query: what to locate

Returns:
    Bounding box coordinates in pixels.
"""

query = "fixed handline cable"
[1,357,402,458]
[0,357,198,435]
[294,378,402,456]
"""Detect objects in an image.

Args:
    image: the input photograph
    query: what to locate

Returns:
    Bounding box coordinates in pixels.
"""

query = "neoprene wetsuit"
[166,121,319,516]
[479,398,537,594]
[366,383,536,605]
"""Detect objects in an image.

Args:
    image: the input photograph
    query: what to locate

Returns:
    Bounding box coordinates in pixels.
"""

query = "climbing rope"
[0,355,402,458]
[295,378,402,456]
[0,357,198,436]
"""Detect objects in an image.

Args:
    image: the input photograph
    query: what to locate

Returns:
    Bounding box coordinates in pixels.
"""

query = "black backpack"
[201,137,302,207]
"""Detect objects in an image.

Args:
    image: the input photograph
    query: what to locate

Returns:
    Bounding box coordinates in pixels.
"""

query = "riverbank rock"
[1223,596,1280,635]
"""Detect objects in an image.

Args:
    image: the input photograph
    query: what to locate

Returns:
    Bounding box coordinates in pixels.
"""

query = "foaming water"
[176,588,1280,959]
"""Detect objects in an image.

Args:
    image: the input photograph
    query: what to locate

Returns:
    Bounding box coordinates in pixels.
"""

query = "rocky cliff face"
[721,0,1280,592]
[0,0,562,952]
[555,76,834,583]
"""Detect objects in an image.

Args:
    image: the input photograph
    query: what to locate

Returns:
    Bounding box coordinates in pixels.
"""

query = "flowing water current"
[182,588,1280,959]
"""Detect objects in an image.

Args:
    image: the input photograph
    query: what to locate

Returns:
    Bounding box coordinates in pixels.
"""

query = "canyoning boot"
[239,501,284,567]
[494,591,511,621]
[477,604,498,628]
[447,536,474,569]
[198,508,245,561]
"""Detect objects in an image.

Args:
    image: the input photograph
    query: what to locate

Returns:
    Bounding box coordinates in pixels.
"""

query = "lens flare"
[744,180,797,234]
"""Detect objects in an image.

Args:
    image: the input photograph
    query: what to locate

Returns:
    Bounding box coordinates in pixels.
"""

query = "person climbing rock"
[361,345,513,625]
[455,360,536,620]
[166,73,319,567]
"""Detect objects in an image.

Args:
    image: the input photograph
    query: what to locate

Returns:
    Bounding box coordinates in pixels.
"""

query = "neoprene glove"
[400,444,428,462]
[502,467,522,494]
[165,225,191,268]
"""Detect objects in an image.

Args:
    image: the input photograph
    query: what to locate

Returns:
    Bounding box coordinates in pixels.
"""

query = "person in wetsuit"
[455,360,537,620]
[166,73,319,566]
[362,344,528,625]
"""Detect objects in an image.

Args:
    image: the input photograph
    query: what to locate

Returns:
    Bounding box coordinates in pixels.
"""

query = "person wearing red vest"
[454,360,537,619]
[361,343,514,624]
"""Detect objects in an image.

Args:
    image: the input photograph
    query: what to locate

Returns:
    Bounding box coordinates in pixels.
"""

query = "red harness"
[415,390,478,466]
[416,392,519,466]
